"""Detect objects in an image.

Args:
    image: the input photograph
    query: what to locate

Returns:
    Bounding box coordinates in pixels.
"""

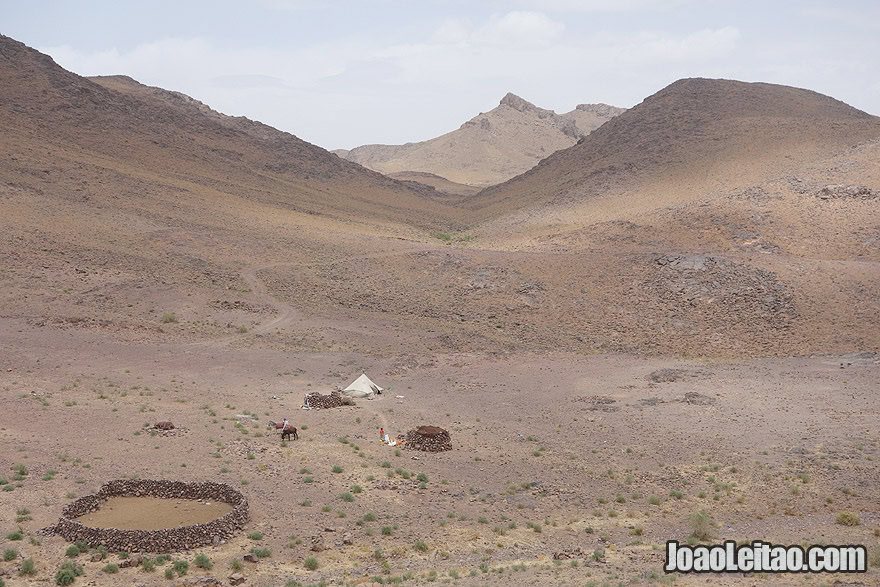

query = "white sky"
[4,0,879,149]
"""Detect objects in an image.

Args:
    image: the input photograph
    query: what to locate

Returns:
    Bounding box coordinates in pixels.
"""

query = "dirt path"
[197,247,436,348]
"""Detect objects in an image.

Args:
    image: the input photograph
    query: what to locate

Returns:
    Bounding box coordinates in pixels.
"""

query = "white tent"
[341,373,383,399]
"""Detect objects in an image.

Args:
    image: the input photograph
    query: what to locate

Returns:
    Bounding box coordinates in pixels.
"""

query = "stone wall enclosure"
[48,479,249,553]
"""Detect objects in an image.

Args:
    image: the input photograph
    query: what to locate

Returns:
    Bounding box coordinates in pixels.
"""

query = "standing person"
[379,427,385,442]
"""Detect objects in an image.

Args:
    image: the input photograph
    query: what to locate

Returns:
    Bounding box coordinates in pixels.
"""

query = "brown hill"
[0,35,461,230]
[336,93,623,187]
[467,78,880,224]
[2,34,878,360]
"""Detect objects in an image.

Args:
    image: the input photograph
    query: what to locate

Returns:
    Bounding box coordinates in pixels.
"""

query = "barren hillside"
[468,78,880,225]
[2,37,878,362]
[336,93,623,187]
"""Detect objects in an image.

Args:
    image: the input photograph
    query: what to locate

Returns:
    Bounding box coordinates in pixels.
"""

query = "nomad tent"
[341,373,383,399]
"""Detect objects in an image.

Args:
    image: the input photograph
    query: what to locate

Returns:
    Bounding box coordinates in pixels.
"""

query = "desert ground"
[1,278,878,586]
[1,34,879,586]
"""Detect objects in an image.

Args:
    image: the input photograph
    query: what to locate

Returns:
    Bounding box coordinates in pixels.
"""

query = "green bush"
[164,567,175,579]
[340,492,354,502]
[413,540,429,552]
[250,547,272,558]
[102,563,119,574]
[381,526,393,536]
[194,553,212,569]
[141,558,155,572]
[248,531,264,540]
[173,559,189,575]
[3,548,16,561]
[65,544,80,558]
[55,560,83,585]
[690,510,714,541]
[304,556,319,570]
[332,465,343,473]
[230,559,243,571]
[6,529,23,541]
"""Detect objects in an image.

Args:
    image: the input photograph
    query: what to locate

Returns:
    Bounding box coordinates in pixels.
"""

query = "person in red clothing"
[379,427,385,442]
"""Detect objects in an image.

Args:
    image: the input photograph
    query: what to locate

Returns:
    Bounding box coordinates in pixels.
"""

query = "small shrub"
[65,544,80,558]
[55,560,83,585]
[230,559,243,570]
[161,312,178,324]
[142,558,155,572]
[164,567,175,579]
[248,531,264,540]
[3,548,16,561]
[836,512,860,526]
[340,492,354,502]
[6,529,23,541]
[381,526,394,536]
[194,552,212,569]
[172,559,189,575]
[414,540,429,552]
[332,465,343,473]
[304,556,319,571]
[20,557,37,576]
[363,512,376,522]
[690,510,714,540]
[351,484,363,493]
[102,563,119,574]
[250,547,272,558]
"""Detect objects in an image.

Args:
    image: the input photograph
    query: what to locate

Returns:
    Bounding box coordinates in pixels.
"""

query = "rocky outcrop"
[46,480,248,553]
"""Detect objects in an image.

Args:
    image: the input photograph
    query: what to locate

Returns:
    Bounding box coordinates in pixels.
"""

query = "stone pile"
[303,390,345,410]
[403,425,452,452]
[817,184,877,200]
[45,479,248,553]
[153,421,175,430]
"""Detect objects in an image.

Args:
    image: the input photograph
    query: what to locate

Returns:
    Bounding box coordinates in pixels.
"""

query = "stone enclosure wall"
[49,479,249,553]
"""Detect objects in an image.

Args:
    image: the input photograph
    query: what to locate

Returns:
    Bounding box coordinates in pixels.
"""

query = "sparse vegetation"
[836,512,861,526]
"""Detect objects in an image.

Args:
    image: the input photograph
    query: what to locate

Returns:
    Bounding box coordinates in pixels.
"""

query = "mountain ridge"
[335,92,624,187]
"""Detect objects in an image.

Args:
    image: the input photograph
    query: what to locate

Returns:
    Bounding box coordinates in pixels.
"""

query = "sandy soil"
[74,497,234,531]
[1,305,878,585]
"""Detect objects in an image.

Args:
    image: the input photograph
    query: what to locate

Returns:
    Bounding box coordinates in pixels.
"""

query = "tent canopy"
[341,373,383,399]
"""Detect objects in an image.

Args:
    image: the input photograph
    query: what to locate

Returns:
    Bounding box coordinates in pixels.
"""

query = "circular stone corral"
[48,479,249,553]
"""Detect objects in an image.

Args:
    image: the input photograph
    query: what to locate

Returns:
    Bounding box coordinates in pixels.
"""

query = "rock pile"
[403,425,452,452]
[303,390,345,410]
[153,421,175,430]
[817,184,876,200]
[45,479,248,553]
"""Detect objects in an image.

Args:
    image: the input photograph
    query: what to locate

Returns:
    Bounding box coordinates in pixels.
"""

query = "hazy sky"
[4,1,879,149]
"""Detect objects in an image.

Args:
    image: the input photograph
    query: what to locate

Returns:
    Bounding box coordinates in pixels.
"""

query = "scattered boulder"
[553,548,585,560]
[817,184,876,200]
[682,391,716,405]
[153,421,175,430]
[229,574,246,585]
[310,534,327,552]
[242,553,259,563]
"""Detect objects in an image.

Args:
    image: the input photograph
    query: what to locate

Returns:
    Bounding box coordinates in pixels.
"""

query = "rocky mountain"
[334,93,624,188]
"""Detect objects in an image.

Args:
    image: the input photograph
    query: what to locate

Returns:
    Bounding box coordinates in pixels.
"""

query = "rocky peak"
[499,92,539,113]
